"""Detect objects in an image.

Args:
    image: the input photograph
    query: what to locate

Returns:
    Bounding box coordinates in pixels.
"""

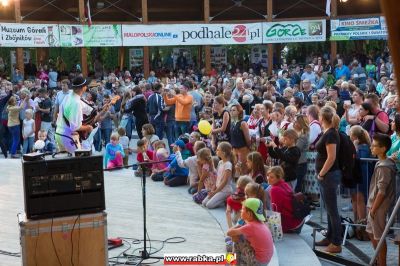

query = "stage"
[0,158,226,265]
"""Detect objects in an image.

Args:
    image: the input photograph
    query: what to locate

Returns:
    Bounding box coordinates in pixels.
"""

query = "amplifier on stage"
[19,212,108,266]
[22,155,105,219]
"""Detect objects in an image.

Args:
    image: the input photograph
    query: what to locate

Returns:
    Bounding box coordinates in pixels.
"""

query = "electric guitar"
[80,95,121,140]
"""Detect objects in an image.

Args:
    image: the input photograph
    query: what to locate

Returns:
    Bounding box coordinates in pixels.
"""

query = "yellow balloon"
[198,120,212,135]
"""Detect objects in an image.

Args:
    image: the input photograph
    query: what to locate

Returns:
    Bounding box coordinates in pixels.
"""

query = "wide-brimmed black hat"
[71,76,89,88]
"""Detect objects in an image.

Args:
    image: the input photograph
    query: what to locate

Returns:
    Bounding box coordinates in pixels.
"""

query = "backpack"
[292,192,311,219]
[338,132,357,188]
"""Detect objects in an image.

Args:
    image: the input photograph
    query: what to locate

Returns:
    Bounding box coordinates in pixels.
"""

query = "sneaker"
[324,243,342,253]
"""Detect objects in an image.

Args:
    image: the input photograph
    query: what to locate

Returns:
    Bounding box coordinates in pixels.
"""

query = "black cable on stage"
[108,236,186,265]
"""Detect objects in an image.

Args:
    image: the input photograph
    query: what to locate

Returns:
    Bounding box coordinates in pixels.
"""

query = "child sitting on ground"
[104,132,125,169]
[163,140,189,187]
[118,127,131,166]
[150,148,170,181]
[187,131,201,155]
[192,147,217,203]
[135,139,154,177]
[34,129,55,153]
[366,133,396,266]
[226,175,254,228]
[246,151,267,185]
[176,141,207,194]
[202,142,234,209]
[227,198,274,266]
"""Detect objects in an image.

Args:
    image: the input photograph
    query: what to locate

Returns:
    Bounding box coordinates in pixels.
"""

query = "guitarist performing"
[55,77,94,153]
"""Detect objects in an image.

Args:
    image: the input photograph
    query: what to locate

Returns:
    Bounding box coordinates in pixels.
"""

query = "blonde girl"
[245,182,267,210]
[202,142,234,209]
[226,175,253,228]
[196,147,217,193]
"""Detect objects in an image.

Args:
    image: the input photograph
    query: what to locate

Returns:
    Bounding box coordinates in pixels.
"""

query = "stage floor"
[0,158,225,265]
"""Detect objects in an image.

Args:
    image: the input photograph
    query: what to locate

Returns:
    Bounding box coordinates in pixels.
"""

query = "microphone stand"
[105,159,171,263]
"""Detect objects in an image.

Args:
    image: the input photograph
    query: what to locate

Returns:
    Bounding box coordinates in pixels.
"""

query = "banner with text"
[262,20,326,43]
[83,24,122,47]
[0,23,59,47]
[58,25,84,47]
[330,17,387,41]
[122,23,263,46]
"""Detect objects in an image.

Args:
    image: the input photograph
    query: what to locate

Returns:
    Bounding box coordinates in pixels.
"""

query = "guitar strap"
[56,114,79,149]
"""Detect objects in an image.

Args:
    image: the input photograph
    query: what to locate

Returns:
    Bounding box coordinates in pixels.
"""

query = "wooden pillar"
[78,0,88,77]
[380,0,400,96]
[267,0,273,75]
[204,0,211,73]
[198,46,203,68]
[119,47,125,71]
[142,0,150,78]
[14,0,24,76]
[330,0,338,63]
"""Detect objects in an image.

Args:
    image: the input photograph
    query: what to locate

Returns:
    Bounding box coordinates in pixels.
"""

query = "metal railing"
[314,157,400,265]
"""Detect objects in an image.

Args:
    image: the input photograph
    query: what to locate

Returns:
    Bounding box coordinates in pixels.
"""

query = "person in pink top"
[227,198,274,266]
[267,166,304,233]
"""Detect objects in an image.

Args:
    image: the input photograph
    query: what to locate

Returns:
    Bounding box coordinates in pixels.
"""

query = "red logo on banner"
[232,25,247,42]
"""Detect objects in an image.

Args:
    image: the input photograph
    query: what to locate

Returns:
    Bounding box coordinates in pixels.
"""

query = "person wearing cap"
[55,76,93,153]
[163,140,189,187]
[227,198,274,265]
[163,80,193,136]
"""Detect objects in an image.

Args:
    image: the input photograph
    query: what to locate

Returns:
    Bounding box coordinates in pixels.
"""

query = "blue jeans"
[120,115,134,139]
[150,117,165,140]
[23,136,34,154]
[166,120,176,147]
[318,169,343,246]
[101,128,112,146]
[8,125,20,155]
[175,121,190,137]
[295,163,308,193]
[93,129,102,152]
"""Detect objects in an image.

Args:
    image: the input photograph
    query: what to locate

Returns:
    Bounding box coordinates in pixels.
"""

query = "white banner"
[263,20,326,43]
[83,24,122,47]
[330,16,387,40]
[211,46,227,66]
[122,23,263,46]
[0,23,59,47]
[58,25,84,47]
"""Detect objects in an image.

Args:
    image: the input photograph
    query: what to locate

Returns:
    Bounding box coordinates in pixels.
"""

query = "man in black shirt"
[36,88,53,141]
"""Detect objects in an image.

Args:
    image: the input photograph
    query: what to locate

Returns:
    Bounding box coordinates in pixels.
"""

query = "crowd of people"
[0,49,398,265]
